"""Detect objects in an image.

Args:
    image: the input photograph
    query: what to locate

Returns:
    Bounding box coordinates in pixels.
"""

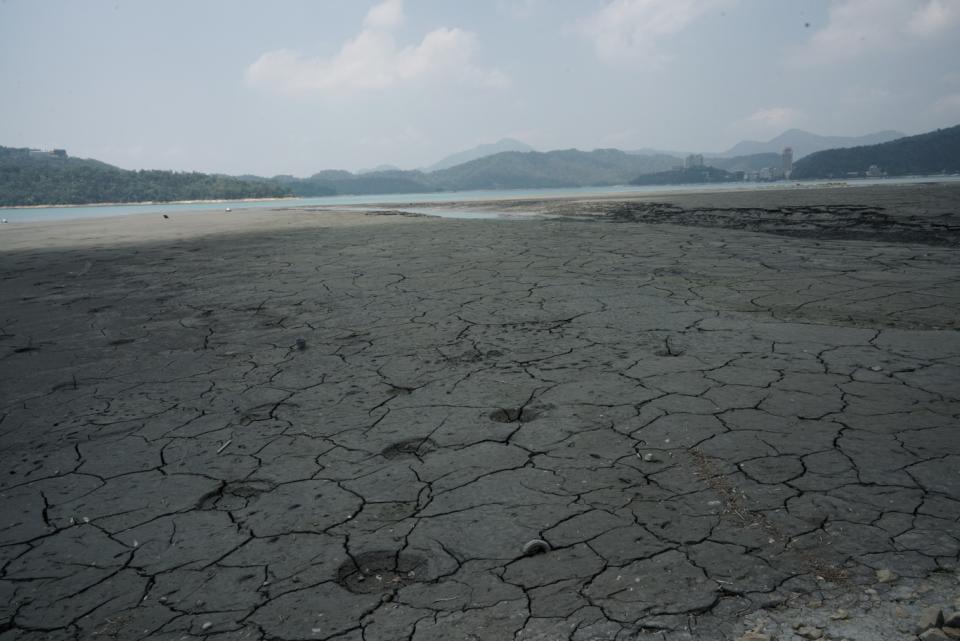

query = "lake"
[2,175,959,223]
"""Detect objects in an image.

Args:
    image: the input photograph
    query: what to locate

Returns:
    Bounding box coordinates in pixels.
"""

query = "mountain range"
[721,129,905,159]
[424,138,535,172]
[791,124,960,179]
[3,126,957,207]
[0,146,286,206]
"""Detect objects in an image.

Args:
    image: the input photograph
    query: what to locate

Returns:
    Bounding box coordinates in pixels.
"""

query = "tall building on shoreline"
[782,147,793,177]
[684,153,704,169]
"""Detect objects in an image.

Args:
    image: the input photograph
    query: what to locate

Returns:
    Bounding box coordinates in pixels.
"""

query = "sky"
[2,0,959,176]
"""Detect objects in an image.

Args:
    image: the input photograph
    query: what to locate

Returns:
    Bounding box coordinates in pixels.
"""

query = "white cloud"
[580,0,731,65]
[363,0,404,30]
[933,93,960,115]
[907,0,960,37]
[795,0,960,65]
[731,107,805,138]
[245,0,507,96]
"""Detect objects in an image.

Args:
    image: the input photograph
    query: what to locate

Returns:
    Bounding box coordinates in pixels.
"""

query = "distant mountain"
[357,164,401,175]
[261,148,680,196]
[9,125,945,207]
[722,129,906,159]
[627,147,690,158]
[791,124,960,179]
[0,146,289,206]
[270,169,432,197]
[428,149,678,190]
[632,166,737,186]
[425,138,535,172]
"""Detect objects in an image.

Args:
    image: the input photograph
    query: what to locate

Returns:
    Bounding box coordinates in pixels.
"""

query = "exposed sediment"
[0,184,958,640]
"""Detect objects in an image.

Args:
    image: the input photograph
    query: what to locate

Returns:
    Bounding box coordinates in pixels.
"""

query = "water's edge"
[2,176,959,223]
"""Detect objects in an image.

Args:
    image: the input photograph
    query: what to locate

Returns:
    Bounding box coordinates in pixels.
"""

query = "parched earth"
[1,185,959,640]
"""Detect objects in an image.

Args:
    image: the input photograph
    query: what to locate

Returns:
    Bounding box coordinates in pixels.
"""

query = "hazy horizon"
[2,0,959,176]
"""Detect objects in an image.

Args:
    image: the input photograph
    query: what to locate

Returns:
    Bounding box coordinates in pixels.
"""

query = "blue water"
[2,175,959,223]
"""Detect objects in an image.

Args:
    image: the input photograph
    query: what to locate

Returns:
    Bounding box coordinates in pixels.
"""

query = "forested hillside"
[0,147,290,206]
[791,126,960,179]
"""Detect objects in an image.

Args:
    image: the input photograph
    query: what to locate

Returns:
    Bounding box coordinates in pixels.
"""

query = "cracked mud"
[0,184,959,640]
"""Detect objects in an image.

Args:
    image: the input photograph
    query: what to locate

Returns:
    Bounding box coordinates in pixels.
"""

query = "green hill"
[791,125,960,179]
[428,149,678,190]
[281,170,433,197]
[263,149,681,196]
[0,146,290,206]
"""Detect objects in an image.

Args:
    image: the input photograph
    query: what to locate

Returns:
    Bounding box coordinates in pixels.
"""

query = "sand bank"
[0,207,424,251]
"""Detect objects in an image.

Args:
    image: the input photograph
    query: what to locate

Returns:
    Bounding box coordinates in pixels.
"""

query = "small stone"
[947,612,960,628]
[918,607,945,633]
[877,569,900,583]
[201,622,213,631]
[830,609,849,620]
[942,627,960,640]
[876,568,898,583]
[643,452,659,462]
[895,605,909,618]
[796,625,823,639]
[734,631,771,641]
[296,337,307,350]
[920,629,951,641]
[870,365,883,371]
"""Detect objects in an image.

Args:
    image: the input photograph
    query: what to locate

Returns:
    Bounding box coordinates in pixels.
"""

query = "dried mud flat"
[0,184,959,641]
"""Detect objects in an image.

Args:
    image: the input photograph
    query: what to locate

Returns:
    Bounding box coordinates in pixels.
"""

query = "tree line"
[0,147,290,206]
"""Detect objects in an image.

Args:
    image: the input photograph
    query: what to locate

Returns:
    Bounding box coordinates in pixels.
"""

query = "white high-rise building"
[684,153,704,169]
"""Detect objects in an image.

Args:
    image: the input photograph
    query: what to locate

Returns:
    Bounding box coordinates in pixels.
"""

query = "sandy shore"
[0,208,424,251]
[1,184,959,640]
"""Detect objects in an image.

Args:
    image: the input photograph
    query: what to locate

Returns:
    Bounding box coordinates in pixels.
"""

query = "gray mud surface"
[1,184,959,640]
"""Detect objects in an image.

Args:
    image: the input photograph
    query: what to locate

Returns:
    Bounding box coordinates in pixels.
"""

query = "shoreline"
[2,174,958,214]
[2,181,958,253]
[0,208,427,252]
[0,195,301,210]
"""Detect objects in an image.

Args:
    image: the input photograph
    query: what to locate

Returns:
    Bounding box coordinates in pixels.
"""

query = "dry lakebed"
[1,183,959,640]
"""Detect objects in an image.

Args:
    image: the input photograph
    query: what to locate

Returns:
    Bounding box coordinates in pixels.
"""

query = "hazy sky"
[2,0,959,175]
